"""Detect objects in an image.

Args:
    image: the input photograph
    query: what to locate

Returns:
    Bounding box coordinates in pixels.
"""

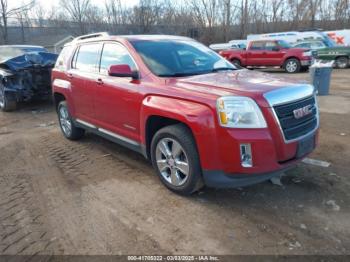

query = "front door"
[93,42,142,143]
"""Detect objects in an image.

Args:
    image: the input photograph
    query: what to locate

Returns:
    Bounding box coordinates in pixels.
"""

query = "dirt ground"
[0,69,349,256]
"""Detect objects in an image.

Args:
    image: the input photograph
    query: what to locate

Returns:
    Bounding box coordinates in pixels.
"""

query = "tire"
[151,124,204,195]
[335,57,349,69]
[0,83,17,112]
[284,58,301,73]
[231,58,241,67]
[57,101,85,140]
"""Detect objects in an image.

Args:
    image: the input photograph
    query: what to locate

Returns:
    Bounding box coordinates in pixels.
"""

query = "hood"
[168,69,310,106]
[0,52,58,71]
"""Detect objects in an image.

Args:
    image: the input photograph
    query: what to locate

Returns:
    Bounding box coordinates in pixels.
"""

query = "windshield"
[131,40,236,77]
[277,40,291,48]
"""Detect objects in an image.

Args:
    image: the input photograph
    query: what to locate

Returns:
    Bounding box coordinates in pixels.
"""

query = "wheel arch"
[140,96,220,170]
[53,92,66,111]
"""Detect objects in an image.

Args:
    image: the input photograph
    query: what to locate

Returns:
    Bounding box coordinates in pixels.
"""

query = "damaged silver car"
[0,45,58,111]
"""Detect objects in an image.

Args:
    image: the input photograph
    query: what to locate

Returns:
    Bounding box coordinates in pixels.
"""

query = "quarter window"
[100,43,136,75]
[74,43,101,72]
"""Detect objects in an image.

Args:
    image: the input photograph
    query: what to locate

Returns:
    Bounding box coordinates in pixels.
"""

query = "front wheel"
[58,101,85,140]
[231,59,241,67]
[151,124,204,195]
[335,57,349,69]
[284,58,301,73]
[0,83,17,112]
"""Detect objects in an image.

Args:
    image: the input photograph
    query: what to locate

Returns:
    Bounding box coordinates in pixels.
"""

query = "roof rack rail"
[74,32,109,41]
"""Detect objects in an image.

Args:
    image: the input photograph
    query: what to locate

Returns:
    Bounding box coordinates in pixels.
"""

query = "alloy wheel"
[0,84,5,108]
[336,58,348,69]
[155,138,190,187]
[59,106,72,137]
[286,60,298,73]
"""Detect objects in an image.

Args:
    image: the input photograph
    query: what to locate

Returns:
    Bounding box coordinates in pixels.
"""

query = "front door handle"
[96,78,104,85]
[67,73,73,79]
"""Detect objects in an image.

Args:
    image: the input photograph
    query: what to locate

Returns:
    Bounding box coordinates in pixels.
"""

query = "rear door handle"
[67,73,73,79]
[96,78,104,85]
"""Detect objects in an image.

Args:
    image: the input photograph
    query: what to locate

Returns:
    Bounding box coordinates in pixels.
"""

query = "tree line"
[1,0,349,44]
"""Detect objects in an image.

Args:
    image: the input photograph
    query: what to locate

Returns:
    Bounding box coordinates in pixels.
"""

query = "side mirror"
[108,64,140,80]
[272,47,280,52]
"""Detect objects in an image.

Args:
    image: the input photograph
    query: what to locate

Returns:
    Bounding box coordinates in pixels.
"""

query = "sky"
[35,0,140,11]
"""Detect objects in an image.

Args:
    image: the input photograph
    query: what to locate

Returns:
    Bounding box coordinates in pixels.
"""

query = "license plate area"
[296,135,315,158]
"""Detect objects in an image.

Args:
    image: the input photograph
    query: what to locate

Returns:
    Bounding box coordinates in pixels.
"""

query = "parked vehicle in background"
[292,40,350,68]
[219,40,313,73]
[0,45,58,111]
[248,30,337,48]
[52,33,319,195]
[209,42,246,51]
[326,30,350,46]
[292,40,327,50]
[316,45,350,68]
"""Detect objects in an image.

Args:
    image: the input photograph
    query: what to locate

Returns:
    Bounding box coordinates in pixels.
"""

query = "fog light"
[240,144,252,167]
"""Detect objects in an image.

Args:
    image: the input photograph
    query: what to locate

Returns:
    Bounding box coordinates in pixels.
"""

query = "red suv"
[52,33,319,195]
[219,40,313,73]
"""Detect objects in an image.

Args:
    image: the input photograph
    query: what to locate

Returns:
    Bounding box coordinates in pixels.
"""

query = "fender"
[140,95,221,170]
[52,78,76,114]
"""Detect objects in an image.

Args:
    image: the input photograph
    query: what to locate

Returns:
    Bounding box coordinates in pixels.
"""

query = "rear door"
[68,43,102,123]
[246,42,265,66]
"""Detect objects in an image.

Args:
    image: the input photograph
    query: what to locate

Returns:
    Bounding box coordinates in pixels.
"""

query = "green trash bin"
[309,64,333,96]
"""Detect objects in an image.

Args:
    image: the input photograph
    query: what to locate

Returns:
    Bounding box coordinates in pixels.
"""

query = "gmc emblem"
[293,105,313,119]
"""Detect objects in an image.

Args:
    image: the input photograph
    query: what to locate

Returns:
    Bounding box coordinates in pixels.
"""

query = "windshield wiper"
[158,72,203,77]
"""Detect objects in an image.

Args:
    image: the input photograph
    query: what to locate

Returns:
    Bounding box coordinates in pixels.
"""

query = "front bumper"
[203,167,292,188]
[301,59,312,66]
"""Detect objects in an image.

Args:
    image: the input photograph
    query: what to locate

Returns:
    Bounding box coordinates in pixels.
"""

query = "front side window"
[100,43,137,75]
[131,39,236,77]
[74,43,101,72]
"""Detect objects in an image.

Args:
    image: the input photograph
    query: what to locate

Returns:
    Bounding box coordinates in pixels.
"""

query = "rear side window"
[73,43,101,72]
[99,43,136,75]
[265,41,277,50]
[55,45,73,70]
[250,42,264,50]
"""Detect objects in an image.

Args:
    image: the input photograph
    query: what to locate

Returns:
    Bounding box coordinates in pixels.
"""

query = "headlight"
[217,96,267,128]
[303,51,312,57]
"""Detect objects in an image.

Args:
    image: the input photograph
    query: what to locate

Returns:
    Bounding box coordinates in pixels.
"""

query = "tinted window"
[265,41,277,50]
[74,43,101,72]
[100,43,136,75]
[250,42,264,50]
[295,43,310,48]
[131,40,235,77]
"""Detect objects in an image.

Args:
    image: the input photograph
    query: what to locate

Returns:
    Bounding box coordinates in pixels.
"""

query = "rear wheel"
[151,124,203,195]
[335,57,349,69]
[284,58,301,73]
[58,101,85,140]
[0,83,17,112]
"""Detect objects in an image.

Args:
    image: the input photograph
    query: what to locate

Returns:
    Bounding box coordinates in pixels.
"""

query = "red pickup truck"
[219,40,313,73]
[52,33,319,195]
